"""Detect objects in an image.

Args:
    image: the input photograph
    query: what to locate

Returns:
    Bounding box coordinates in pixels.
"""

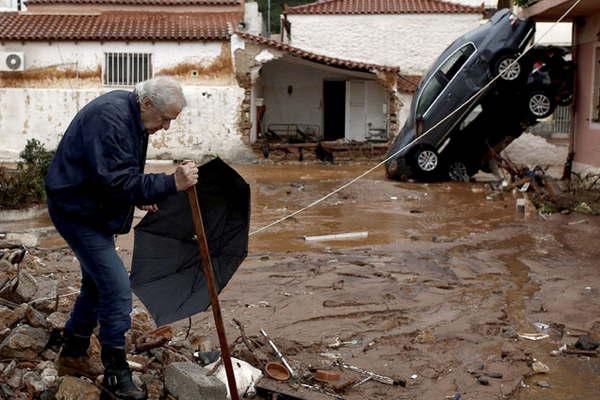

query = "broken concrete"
[0,324,49,360]
[55,376,101,400]
[165,362,227,400]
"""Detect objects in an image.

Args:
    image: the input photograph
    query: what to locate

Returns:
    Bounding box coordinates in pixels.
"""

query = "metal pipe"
[260,329,297,379]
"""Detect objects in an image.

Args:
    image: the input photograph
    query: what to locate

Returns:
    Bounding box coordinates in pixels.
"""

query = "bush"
[0,139,55,210]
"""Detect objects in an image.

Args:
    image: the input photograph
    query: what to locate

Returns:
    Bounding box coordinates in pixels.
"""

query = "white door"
[345,80,366,141]
[365,81,387,140]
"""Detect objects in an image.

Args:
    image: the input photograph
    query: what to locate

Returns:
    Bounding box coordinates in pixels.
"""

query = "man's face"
[140,97,182,135]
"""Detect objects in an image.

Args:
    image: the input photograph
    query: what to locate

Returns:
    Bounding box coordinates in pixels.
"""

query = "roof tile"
[0,12,241,40]
[285,0,483,15]
[26,0,239,5]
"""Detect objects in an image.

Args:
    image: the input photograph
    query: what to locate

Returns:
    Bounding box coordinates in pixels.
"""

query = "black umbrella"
[131,157,250,326]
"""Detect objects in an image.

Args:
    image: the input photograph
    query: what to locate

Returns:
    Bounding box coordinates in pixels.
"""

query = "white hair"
[135,76,187,111]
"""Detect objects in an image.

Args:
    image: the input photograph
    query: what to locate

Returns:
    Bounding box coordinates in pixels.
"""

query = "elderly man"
[45,77,197,400]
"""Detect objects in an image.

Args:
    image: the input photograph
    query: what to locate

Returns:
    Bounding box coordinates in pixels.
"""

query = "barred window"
[103,53,152,86]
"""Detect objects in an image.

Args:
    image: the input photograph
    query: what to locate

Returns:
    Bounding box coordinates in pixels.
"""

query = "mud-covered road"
[32,162,600,399]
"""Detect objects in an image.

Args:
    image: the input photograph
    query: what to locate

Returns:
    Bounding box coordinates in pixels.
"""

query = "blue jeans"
[48,201,132,348]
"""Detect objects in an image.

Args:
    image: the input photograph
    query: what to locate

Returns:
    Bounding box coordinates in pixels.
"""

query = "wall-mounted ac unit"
[0,52,25,71]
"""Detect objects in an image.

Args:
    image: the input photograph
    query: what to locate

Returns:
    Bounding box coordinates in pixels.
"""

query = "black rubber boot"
[101,347,147,400]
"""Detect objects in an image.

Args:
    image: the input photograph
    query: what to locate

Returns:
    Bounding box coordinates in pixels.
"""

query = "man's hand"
[174,160,198,191]
[137,204,159,213]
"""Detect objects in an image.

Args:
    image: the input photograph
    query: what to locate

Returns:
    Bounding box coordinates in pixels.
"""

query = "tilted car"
[385,9,535,181]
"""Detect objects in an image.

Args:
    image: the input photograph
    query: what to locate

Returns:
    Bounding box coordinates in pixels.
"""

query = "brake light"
[534,61,544,70]
[509,14,519,26]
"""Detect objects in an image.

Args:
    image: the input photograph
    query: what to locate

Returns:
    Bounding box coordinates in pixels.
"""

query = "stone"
[532,361,550,374]
[0,271,9,289]
[501,325,518,339]
[55,377,100,400]
[23,371,46,394]
[41,367,59,388]
[14,270,39,302]
[0,303,27,330]
[575,335,600,351]
[0,324,50,360]
[165,362,227,400]
[141,374,165,400]
[31,279,58,313]
[7,368,24,389]
[26,305,49,328]
[41,349,58,361]
[537,380,551,388]
[46,312,68,330]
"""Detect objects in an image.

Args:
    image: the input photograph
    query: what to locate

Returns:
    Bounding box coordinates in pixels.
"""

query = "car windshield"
[416,43,476,117]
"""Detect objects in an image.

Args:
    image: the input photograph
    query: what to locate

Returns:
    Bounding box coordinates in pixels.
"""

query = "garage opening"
[323,80,346,141]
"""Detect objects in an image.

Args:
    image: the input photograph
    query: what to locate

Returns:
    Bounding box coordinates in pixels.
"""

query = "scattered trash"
[550,344,568,356]
[265,361,290,381]
[568,219,588,225]
[260,329,297,379]
[531,360,550,374]
[516,198,527,217]
[332,360,405,386]
[304,232,369,242]
[300,383,346,400]
[314,370,341,384]
[518,333,549,341]
[574,202,593,214]
[410,374,418,380]
[533,322,550,334]
[327,337,362,349]
[537,380,551,388]
[390,196,398,200]
[206,357,263,399]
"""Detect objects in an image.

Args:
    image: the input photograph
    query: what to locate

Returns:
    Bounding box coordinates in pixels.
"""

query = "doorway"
[323,80,346,141]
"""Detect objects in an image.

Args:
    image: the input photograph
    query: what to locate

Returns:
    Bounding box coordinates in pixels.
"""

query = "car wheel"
[527,90,556,119]
[412,146,440,179]
[493,54,522,82]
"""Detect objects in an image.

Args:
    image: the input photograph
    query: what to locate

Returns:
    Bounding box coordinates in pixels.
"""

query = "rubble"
[164,362,227,400]
[0,324,50,360]
[55,376,101,400]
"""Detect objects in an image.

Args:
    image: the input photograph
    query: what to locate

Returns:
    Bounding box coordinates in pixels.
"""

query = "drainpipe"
[562,18,581,180]
[17,0,22,11]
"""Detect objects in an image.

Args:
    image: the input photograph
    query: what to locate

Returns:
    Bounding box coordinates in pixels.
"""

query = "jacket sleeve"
[83,107,177,205]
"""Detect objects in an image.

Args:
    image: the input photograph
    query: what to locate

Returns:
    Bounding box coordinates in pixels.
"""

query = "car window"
[416,43,475,117]
[416,74,445,117]
[439,43,476,81]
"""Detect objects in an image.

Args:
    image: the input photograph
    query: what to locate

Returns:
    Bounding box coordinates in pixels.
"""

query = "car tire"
[526,90,556,119]
[493,53,524,83]
[412,146,441,180]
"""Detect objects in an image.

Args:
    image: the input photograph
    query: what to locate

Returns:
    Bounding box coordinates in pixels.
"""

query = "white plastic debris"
[304,232,369,242]
[206,357,263,399]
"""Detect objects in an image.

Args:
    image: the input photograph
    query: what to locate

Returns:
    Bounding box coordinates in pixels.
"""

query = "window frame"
[415,42,478,120]
[102,52,153,87]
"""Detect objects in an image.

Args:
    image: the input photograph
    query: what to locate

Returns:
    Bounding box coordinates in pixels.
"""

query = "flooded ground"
[11,162,600,400]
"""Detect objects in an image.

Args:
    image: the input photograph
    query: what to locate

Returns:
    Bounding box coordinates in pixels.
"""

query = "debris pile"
[0,244,408,400]
[487,152,600,216]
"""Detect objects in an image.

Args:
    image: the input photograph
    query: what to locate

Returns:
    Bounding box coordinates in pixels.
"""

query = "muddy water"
[9,161,600,400]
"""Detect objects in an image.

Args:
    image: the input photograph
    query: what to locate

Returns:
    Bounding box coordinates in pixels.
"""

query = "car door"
[417,42,479,146]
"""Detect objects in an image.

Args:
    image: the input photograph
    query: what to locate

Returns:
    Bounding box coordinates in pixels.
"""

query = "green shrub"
[0,139,55,210]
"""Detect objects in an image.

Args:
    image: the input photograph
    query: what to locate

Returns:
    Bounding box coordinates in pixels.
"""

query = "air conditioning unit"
[0,52,25,72]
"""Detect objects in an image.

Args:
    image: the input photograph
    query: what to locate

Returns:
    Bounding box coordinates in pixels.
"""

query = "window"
[103,53,152,86]
[416,43,476,117]
[593,48,600,123]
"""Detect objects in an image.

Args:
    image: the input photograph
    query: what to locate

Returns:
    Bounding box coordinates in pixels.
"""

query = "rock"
[165,362,227,400]
[575,335,599,351]
[41,367,59,387]
[477,376,490,385]
[501,325,518,339]
[532,361,550,374]
[55,376,100,400]
[14,270,39,302]
[132,371,144,388]
[7,368,24,389]
[0,303,27,330]
[141,374,165,400]
[0,324,50,360]
[0,271,9,289]
[31,279,58,313]
[23,371,46,394]
[26,305,49,328]
[41,349,58,361]
[537,380,551,388]
[46,312,68,330]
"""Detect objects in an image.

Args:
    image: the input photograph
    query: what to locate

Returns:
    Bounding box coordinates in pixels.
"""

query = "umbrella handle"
[186,187,240,400]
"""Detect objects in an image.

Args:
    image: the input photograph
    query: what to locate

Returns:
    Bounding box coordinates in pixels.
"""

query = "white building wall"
[0,86,248,161]
[446,0,497,7]
[0,41,224,74]
[287,13,482,74]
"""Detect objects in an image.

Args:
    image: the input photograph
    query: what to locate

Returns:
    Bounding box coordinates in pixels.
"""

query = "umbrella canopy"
[131,158,250,326]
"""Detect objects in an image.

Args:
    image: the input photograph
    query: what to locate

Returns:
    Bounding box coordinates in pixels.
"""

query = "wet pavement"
[11,162,600,399]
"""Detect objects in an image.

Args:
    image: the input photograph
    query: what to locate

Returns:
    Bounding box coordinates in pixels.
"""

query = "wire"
[249,0,583,237]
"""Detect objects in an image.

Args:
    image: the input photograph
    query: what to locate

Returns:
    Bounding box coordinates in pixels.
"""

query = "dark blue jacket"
[45,90,177,234]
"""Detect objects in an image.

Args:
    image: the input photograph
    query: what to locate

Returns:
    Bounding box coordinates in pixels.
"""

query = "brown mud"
[23,162,600,399]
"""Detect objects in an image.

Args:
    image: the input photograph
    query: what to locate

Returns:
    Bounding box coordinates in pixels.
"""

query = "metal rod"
[260,329,297,379]
[186,187,240,400]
